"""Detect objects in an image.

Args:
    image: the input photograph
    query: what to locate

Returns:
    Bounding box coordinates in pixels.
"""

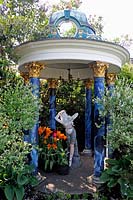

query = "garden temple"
[15,9,129,183]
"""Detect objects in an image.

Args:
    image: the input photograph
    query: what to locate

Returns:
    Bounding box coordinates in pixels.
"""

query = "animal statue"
[55,110,81,168]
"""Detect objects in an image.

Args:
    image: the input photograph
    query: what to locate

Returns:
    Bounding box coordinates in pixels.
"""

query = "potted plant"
[56,147,69,175]
[38,126,68,173]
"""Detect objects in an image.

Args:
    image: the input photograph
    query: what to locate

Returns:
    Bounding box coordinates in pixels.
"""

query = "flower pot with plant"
[38,126,68,173]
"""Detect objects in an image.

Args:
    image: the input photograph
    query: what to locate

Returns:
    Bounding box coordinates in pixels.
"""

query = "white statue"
[55,110,80,168]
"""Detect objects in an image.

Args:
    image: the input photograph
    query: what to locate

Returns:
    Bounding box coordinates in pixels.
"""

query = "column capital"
[85,78,93,89]
[25,62,45,78]
[20,72,29,83]
[90,61,109,77]
[48,79,58,89]
[106,73,116,85]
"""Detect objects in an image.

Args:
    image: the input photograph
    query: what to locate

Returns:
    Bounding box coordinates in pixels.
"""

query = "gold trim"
[85,78,93,89]
[106,73,116,85]
[25,62,45,78]
[90,61,109,77]
[48,79,58,89]
[20,72,29,83]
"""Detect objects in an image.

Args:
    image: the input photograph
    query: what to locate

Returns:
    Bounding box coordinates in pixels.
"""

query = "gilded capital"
[85,79,93,89]
[48,79,58,89]
[90,61,109,77]
[106,73,116,85]
[25,62,45,78]
[20,72,29,83]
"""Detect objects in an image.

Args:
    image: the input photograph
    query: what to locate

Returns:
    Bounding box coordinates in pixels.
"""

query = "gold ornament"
[20,72,29,83]
[90,61,109,77]
[48,79,58,89]
[85,78,93,89]
[25,62,45,78]
[106,73,116,85]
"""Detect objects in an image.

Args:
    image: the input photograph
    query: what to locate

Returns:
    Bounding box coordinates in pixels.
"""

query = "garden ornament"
[55,110,81,168]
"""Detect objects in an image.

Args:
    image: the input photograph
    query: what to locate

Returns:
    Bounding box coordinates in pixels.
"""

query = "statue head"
[55,110,78,128]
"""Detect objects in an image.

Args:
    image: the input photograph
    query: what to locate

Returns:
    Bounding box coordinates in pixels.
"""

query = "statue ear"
[72,113,78,121]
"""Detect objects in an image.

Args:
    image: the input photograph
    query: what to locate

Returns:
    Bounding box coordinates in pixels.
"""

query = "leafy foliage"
[97,78,133,152]
[0,68,39,200]
[96,78,133,199]
[0,0,49,64]
[89,15,104,36]
[118,63,133,84]
[99,155,133,199]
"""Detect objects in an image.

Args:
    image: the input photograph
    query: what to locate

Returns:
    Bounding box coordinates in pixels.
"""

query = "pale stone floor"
[36,154,96,195]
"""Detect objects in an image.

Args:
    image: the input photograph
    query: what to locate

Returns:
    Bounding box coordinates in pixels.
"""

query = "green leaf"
[45,160,49,171]
[29,176,38,187]
[107,178,117,188]
[4,185,14,200]
[118,178,128,195]
[17,174,29,185]
[112,165,122,173]
[14,186,24,200]
[100,171,110,182]
[107,159,119,166]
[50,160,54,170]
[106,168,115,175]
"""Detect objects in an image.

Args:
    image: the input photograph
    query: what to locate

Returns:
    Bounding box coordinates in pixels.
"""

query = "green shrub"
[0,69,39,199]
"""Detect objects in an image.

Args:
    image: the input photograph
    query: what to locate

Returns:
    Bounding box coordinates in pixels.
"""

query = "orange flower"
[44,135,48,140]
[38,126,46,135]
[63,135,67,140]
[56,131,61,138]
[52,143,57,149]
[45,127,53,136]
[59,133,65,140]
[47,144,52,150]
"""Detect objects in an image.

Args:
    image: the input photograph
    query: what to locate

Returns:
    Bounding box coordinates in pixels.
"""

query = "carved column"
[105,73,116,158]
[83,79,93,154]
[48,79,57,130]
[26,62,44,174]
[91,61,108,179]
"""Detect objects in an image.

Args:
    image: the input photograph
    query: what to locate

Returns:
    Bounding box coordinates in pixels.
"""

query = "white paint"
[15,39,129,80]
